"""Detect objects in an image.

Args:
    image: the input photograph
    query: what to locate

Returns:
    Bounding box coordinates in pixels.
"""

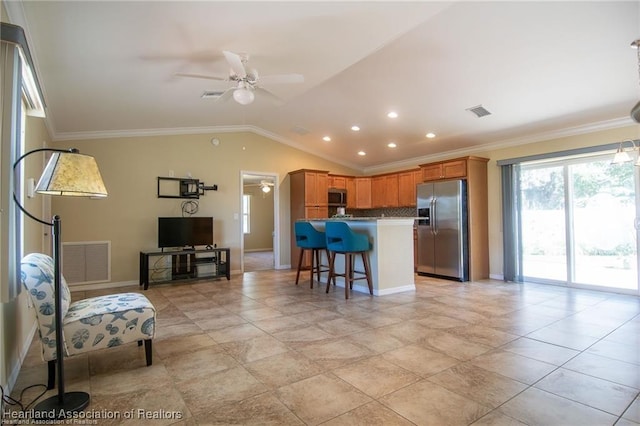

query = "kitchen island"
[304,217,416,296]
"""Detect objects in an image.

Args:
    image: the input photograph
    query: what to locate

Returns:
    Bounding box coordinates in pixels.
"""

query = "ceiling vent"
[201,91,225,99]
[291,125,310,135]
[466,105,492,118]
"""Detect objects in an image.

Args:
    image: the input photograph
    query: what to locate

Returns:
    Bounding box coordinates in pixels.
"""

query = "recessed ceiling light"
[387,142,397,148]
[426,132,436,139]
[387,111,398,119]
[322,136,331,142]
[357,151,366,156]
[351,125,360,131]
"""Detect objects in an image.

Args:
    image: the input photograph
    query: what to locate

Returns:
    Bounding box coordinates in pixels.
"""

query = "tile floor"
[8,270,640,425]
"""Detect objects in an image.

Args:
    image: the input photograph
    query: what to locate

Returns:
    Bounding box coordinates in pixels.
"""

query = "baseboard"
[69,280,138,292]
[3,321,38,398]
[244,248,273,253]
[489,273,505,281]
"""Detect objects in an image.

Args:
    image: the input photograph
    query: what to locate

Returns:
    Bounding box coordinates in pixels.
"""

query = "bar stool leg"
[361,252,373,295]
[326,251,336,293]
[315,248,322,284]
[345,253,351,299]
[295,248,305,285]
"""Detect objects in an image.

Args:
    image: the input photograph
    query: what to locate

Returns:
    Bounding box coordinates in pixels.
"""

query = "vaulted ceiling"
[5,1,639,171]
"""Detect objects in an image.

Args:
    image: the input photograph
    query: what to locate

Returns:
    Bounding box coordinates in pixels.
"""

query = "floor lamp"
[13,147,108,418]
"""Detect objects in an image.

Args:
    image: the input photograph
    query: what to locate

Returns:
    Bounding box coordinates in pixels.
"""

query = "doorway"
[240,172,279,272]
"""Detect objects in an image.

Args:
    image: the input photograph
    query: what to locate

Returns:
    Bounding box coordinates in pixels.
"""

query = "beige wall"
[243,185,274,251]
[50,132,359,283]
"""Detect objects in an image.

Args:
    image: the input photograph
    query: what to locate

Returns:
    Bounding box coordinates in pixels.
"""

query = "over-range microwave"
[328,189,347,206]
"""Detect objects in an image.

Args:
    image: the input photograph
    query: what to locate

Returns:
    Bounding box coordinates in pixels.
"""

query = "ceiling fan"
[175,50,304,105]
[245,180,275,193]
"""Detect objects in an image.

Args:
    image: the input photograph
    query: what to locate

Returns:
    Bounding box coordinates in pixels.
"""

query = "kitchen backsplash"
[328,207,416,217]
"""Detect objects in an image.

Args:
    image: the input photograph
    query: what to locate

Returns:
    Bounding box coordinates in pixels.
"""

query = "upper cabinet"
[345,177,356,208]
[421,159,467,181]
[301,171,328,207]
[372,173,399,208]
[355,177,372,209]
[397,169,422,207]
[328,175,347,189]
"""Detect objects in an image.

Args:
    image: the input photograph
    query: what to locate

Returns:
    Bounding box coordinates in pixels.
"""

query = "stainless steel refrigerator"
[416,179,469,281]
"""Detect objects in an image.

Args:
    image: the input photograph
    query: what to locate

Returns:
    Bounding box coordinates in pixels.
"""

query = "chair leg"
[362,252,373,295]
[326,249,336,288]
[144,339,153,366]
[326,251,335,293]
[47,360,56,390]
[295,248,304,285]
[309,248,316,289]
[345,253,351,299]
[314,249,322,286]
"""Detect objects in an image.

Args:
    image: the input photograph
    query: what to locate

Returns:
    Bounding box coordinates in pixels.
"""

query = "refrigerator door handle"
[431,197,438,235]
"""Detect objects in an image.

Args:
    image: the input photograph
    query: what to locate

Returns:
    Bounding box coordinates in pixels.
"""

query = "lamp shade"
[36,151,108,197]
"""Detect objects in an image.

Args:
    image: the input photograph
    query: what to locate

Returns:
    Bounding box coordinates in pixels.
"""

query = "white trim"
[489,273,505,281]
[4,321,38,396]
[363,116,634,174]
[327,280,416,296]
[69,279,138,292]
[374,284,416,296]
[46,116,633,175]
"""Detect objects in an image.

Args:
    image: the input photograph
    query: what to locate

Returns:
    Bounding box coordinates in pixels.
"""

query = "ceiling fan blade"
[214,87,235,102]
[254,87,284,106]
[223,50,247,79]
[258,73,304,85]
[174,72,227,81]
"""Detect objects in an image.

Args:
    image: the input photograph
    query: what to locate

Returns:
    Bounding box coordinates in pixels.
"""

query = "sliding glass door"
[518,153,639,292]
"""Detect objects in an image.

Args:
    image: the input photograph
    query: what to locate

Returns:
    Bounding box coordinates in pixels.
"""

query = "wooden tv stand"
[139,247,230,290]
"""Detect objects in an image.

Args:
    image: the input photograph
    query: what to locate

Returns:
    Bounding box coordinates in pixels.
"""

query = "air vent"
[201,91,225,99]
[62,241,110,285]
[466,105,492,118]
[291,125,310,135]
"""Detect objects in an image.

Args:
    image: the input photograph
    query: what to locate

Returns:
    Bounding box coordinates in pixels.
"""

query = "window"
[501,146,639,294]
[242,194,251,234]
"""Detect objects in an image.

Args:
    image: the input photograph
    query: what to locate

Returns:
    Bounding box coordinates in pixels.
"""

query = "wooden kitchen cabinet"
[289,169,329,268]
[398,168,421,207]
[303,171,328,206]
[421,159,467,181]
[328,175,347,189]
[355,177,372,209]
[345,177,356,208]
[372,173,399,208]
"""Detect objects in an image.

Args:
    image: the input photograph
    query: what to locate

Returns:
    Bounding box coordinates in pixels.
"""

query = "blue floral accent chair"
[21,253,156,389]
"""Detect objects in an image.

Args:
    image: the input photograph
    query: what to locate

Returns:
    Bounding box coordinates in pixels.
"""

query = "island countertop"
[303,218,415,296]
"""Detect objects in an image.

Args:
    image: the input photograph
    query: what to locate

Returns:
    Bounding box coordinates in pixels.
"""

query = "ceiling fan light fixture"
[611,140,635,164]
[233,87,255,105]
[261,185,271,193]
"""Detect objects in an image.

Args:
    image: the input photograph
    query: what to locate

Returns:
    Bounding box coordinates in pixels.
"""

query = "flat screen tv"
[158,217,213,249]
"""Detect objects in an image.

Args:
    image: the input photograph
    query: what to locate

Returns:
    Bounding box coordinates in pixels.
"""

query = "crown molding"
[49,116,634,174]
[363,116,636,175]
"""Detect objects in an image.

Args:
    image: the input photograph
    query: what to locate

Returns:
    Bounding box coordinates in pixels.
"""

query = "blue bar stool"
[294,221,330,288]
[325,221,373,299]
